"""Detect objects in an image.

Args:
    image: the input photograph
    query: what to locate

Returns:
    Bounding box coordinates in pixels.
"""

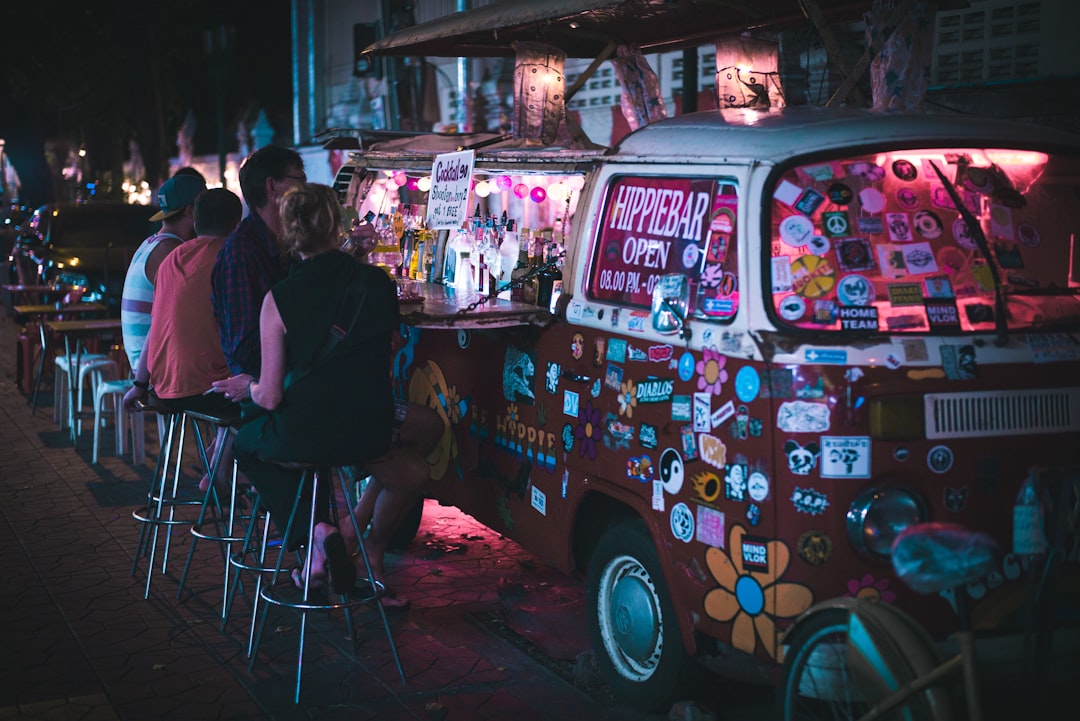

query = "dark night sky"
[1,0,293,206]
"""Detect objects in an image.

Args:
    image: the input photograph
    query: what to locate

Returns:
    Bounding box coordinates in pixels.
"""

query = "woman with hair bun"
[231,182,398,593]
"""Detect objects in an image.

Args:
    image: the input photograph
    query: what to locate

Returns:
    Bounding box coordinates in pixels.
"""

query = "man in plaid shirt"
[211,145,306,394]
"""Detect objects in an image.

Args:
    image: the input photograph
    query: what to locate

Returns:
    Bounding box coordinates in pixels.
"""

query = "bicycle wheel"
[778,606,953,721]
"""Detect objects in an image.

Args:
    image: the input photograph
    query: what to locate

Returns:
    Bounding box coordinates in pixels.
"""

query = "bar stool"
[130,401,203,599]
[248,462,406,703]
[175,409,247,615]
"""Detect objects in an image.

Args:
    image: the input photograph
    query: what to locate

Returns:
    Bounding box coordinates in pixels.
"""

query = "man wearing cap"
[120,172,207,372]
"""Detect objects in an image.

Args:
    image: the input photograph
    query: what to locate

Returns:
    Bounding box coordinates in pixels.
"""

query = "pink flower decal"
[846,574,896,604]
[696,347,728,396]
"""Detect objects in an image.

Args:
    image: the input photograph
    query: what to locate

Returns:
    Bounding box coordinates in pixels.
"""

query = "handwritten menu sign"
[426,150,475,230]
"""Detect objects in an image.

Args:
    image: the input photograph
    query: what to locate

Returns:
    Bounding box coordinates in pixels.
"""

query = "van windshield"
[767,147,1080,334]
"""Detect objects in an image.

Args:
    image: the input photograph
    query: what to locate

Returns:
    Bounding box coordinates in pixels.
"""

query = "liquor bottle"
[496,219,519,299]
[443,224,469,286]
[536,241,562,312]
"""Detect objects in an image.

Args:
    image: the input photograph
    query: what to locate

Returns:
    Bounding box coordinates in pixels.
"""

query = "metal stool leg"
[176,417,236,602]
[248,465,407,702]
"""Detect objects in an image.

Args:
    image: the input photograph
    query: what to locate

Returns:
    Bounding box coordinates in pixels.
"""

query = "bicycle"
[778,522,1001,721]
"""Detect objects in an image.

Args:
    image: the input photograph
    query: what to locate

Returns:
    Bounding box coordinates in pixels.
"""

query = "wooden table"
[14,302,108,318]
[42,318,123,441]
[398,282,554,329]
[2,284,76,312]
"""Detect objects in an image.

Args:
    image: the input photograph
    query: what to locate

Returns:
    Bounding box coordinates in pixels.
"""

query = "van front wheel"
[586,519,694,711]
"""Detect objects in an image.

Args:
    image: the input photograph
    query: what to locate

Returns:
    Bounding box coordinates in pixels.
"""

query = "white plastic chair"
[54,354,118,436]
[91,379,169,464]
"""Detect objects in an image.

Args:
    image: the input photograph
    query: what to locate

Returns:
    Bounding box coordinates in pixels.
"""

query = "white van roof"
[610,107,1080,163]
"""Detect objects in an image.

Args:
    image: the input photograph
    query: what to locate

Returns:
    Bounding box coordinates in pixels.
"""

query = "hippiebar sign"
[589,175,733,309]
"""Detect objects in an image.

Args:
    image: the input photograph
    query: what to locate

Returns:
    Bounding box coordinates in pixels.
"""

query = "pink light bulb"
[530,186,547,203]
[392,172,407,186]
[513,183,530,199]
[496,175,513,190]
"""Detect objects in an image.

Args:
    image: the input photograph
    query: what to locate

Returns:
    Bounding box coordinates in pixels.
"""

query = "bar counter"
[397,281,555,329]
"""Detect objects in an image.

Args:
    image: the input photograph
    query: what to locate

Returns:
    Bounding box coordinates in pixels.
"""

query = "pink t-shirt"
[146,236,230,398]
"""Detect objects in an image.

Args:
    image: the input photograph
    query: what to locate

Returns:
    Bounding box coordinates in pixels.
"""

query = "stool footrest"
[259,579,385,612]
[191,525,249,544]
[132,507,199,526]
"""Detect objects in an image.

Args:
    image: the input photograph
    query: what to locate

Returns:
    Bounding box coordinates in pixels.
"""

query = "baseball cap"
[149,174,208,222]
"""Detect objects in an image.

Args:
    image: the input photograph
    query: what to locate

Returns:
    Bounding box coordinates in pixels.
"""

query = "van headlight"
[846,485,927,560]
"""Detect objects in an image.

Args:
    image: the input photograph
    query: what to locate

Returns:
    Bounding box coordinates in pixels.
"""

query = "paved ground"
[0,308,766,721]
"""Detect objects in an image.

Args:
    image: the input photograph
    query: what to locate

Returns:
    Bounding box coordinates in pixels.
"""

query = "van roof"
[610,107,1080,163]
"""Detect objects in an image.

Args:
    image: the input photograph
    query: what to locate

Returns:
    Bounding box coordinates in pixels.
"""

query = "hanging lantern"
[546,182,568,202]
[714,35,785,110]
[475,180,491,198]
[513,183,530,199]
[511,42,566,146]
[496,175,513,191]
[529,186,547,203]
[417,176,432,192]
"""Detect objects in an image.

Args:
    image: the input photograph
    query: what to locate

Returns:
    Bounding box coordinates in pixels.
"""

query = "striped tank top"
[120,232,182,371]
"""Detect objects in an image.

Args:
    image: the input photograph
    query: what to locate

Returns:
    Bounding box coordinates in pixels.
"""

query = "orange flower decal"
[703,524,814,659]
[617,379,637,418]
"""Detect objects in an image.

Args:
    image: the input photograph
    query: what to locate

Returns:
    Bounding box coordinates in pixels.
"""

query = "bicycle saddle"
[890,522,1001,594]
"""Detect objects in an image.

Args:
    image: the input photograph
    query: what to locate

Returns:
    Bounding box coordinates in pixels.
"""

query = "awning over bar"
[362,0,880,58]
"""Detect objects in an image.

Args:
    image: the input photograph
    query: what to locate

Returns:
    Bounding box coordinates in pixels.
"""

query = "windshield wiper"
[928,160,1009,347]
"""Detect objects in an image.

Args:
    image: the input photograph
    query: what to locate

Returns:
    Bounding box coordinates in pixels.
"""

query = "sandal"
[322,532,357,594]
[378,589,411,612]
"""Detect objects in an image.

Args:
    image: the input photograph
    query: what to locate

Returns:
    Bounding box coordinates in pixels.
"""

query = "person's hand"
[122,383,147,412]
[347,219,378,260]
[209,373,254,403]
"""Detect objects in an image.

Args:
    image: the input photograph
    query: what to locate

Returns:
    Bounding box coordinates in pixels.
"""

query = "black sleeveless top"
[244,250,398,464]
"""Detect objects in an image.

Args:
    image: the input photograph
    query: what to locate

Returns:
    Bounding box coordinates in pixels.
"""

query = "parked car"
[11,202,158,312]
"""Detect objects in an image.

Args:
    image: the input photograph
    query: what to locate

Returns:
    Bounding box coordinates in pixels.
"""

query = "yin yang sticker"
[659,448,684,494]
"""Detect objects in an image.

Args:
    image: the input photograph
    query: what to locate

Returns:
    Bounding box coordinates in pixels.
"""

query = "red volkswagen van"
[338,108,1080,711]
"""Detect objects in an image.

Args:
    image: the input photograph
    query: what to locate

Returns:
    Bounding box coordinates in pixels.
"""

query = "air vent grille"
[925,388,1080,439]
